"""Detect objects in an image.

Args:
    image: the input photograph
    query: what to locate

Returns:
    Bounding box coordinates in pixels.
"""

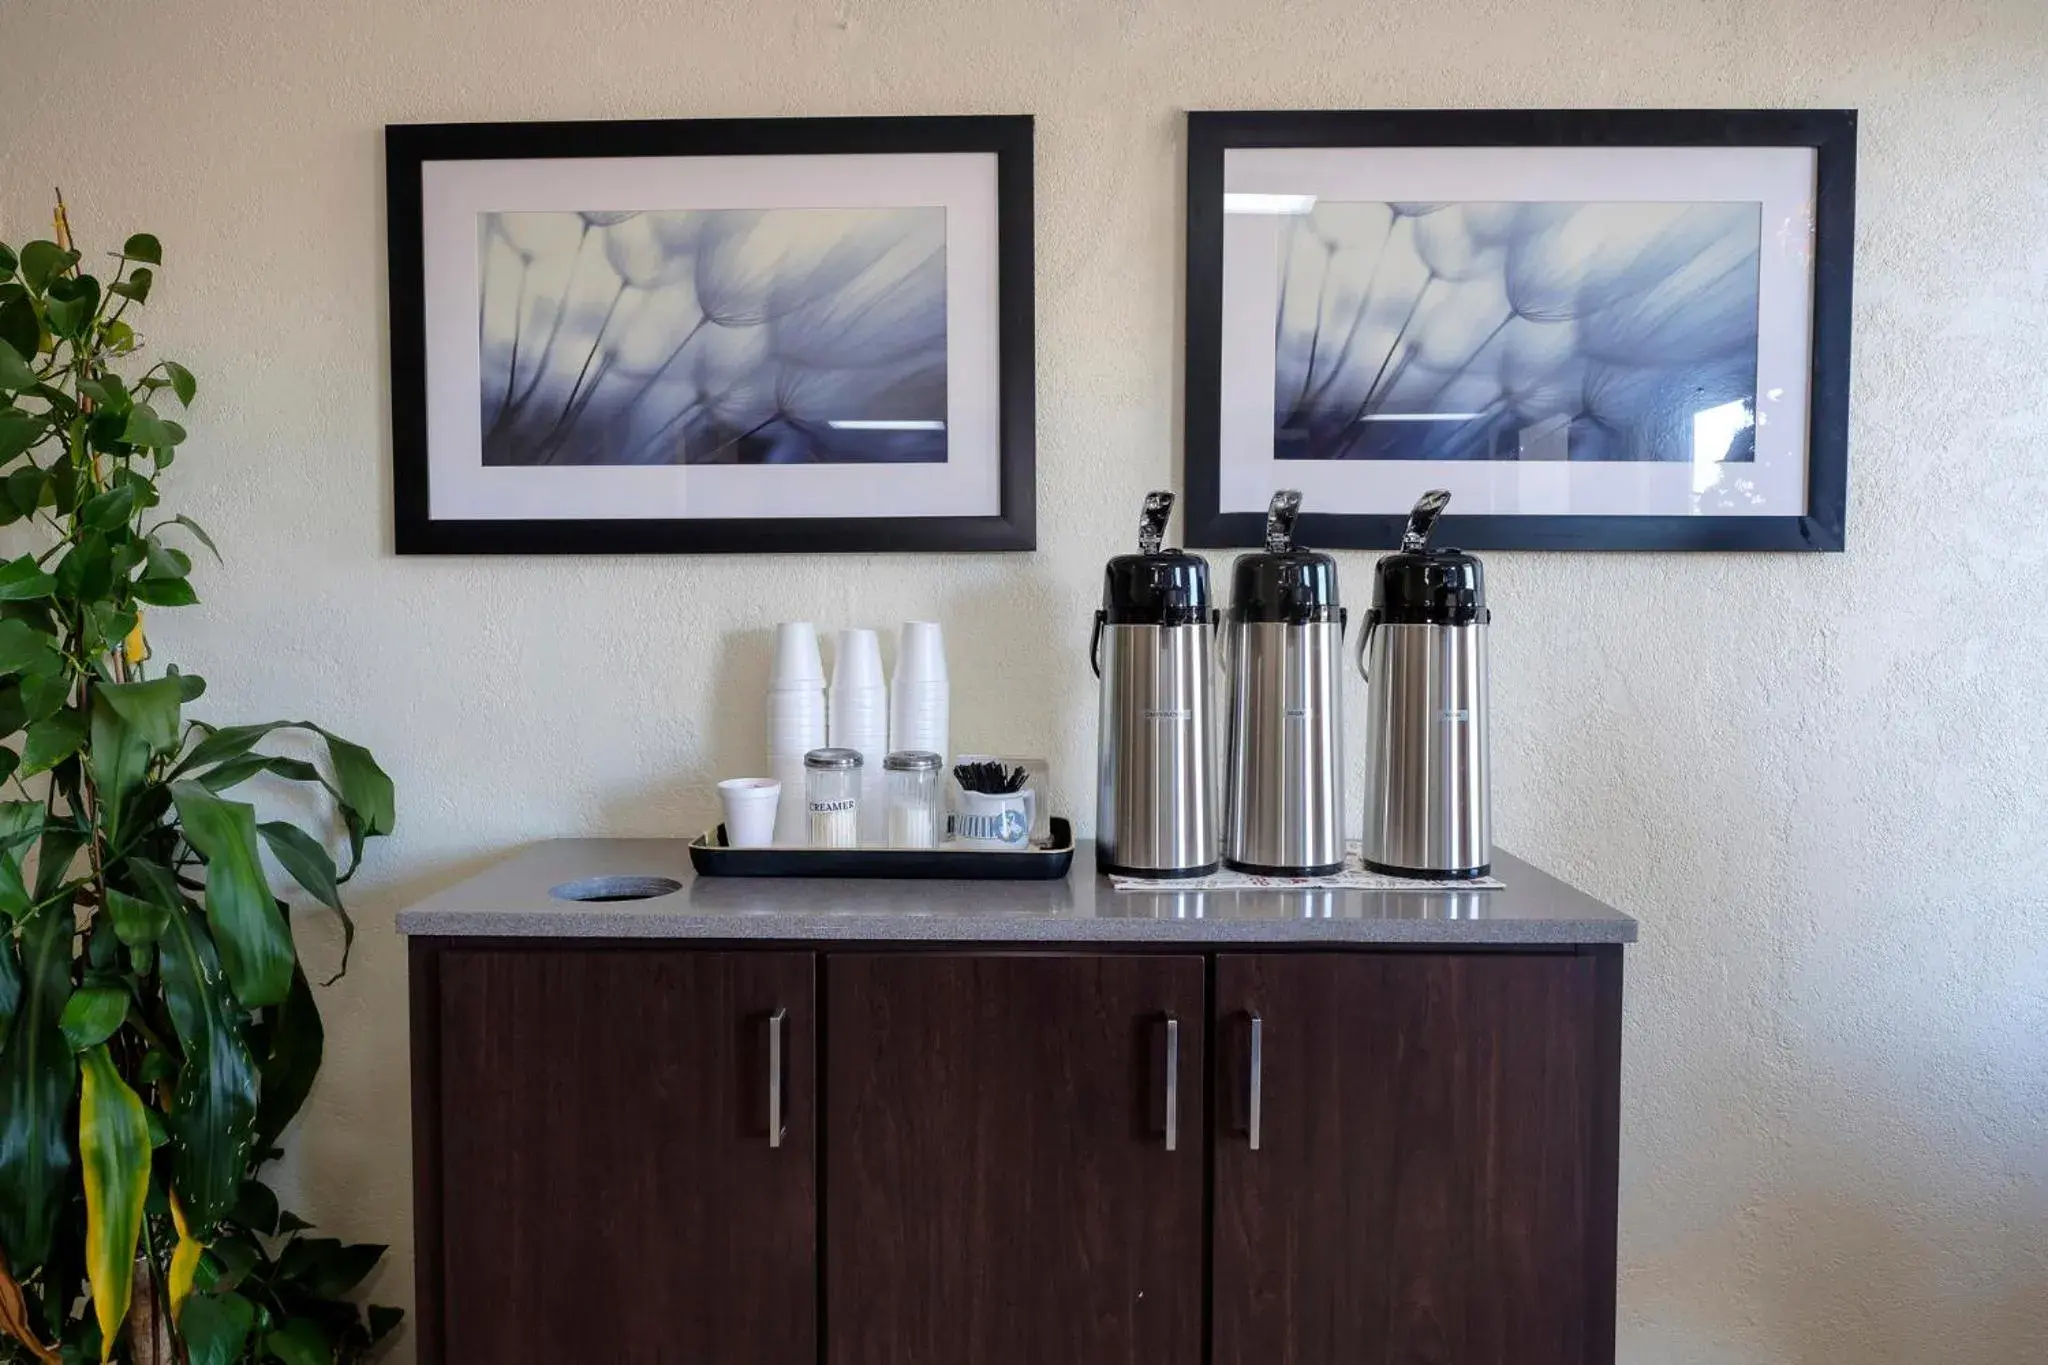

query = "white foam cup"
[718,778,782,849]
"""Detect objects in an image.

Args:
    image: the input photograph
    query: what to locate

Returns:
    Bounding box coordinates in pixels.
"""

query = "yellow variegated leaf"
[168,1189,204,1324]
[123,613,149,668]
[80,1045,151,1362]
[0,1250,61,1364]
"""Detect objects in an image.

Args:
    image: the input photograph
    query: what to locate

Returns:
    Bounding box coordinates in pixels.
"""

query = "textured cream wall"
[3,0,2046,1360]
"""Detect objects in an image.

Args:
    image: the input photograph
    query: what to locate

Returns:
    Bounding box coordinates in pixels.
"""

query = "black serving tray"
[690,818,1075,881]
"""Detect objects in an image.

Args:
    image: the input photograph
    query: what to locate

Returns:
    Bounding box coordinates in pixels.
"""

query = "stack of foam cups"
[889,622,949,799]
[768,622,827,845]
[829,629,890,844]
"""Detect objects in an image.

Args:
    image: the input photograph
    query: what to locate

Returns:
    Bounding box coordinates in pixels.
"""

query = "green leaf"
[78,483,136,531]
[196,753,274,792]
[5,466,45,517]
[159,904,260,1232]
[85,603,137,660]
[121,402,177,449]
[144,536,191,581]
[106,889,168,950]
[316,729,396,840]
[59,984,128,1051]
[0,927,18,1053]
[170,782,292,1008]
[0,339,33,393]
[0,554,54,601]
[0,619,60,679]
[19,674,67,723]
[43,275,100,338]
[121,234,162,266]
[0,905,79,1272]
[90,689,150,850]
[18,241,66,294]
[34,820,85,904]
[0,285,37,362]
[47,455,77,513]
[0,244,14,280]
[133,574,198,607]
[180,1290,256,1365]
[260,822,352,980]
[208,1233,261,1291]
[229,1178,279,1236]
[274,1208,313,1235]
[20,709,88,776]
[177,723,277,775]
[266,1317,329,1365]
[164,361,197,407]
[77,373,129,409]
[278,1237,385,1298]
[166,513,221,562]
[198,754,327,798]
[254,967,323,1152]
[54,532,112,601]
[79,1043,152,1353]
[99,676,182,753]
[108,267,151,305]
[0,801,44,921]
[0,410,47,463]
[86,406,130,454]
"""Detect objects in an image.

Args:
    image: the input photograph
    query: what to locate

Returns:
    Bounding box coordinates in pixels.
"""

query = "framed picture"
[1184,109,1855,552]
[386,115,1035,554]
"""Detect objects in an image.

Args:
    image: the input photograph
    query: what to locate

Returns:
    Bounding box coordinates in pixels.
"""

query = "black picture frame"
[386,115,1036,555]
[1183,109,1856,552]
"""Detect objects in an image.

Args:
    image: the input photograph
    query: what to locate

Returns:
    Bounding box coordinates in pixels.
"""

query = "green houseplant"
[0,199,400,1363]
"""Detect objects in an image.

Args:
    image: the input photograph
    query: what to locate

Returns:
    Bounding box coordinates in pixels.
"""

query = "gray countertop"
[395,840,1637,946]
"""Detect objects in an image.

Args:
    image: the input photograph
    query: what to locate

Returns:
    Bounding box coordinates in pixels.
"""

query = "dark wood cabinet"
[1211,950,1622,1365]
[415,945,816,1365]
[410,940,1621,1365]
[824,953,1207,1365]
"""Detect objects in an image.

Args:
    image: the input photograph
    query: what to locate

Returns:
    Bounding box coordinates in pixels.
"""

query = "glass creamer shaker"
[883,750,943,848]
[804,747,862,848]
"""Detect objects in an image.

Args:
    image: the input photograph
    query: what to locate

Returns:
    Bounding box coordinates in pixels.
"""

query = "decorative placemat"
[1109,847,1505,892]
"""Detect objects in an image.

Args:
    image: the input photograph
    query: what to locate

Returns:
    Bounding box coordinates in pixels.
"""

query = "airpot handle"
[1138,490,1175,555]
[1264,489,1303,554]
[1400,489,1452,553]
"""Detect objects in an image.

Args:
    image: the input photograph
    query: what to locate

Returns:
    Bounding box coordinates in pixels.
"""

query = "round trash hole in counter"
[548,875,683,903]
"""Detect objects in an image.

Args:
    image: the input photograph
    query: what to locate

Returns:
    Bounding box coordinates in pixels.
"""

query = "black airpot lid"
[1370,549,1486,626]
[1102,551,1212,625]
[1228,488,1339,623]
[1101,490,1212,626]
[1369,487,1488,626]
[1230,551,1340,623]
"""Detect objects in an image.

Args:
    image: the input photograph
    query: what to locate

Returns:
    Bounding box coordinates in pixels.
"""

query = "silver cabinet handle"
[1248,1011,1264,1152]
[768,1007,788,1149]
[1164,1015,1180,1152]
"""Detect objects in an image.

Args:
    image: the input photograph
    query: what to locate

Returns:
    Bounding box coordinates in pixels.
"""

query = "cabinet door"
[826,953,1205,1365]
[422,947,815,1365]
[1212,951,1621,1365]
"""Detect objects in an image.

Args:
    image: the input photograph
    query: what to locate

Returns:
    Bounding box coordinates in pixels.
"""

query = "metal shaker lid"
[1370,490,1487,626]
[1101,490,1212,626]
[1229,491,1341,623]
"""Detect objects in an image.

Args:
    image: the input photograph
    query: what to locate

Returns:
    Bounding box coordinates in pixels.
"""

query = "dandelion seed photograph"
[388,115,1035,554]
[1183,109,1854,553]
[478,207,948,468]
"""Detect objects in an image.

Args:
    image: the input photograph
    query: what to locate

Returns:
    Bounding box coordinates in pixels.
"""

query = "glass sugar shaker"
[883,750,943,849]
[804,748,863,848]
